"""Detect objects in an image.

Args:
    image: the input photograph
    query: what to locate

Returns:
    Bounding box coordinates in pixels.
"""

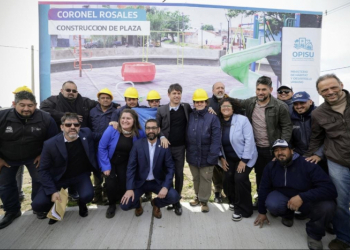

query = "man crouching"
[32,112,100,225]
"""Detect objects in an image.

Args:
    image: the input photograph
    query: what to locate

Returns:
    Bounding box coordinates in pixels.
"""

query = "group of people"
[0,74,349,250]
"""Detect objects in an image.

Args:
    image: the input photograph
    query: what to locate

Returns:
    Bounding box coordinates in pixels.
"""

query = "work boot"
[190,197,200,206]
[201,202,209,213]
[0,211,21,229]
[307,236,323,250]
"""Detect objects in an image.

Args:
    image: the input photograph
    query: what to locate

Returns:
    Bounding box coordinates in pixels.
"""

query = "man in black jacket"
[254,139,337,250]
[208,82,226,203]
[41,80,119,200]
[0,91,58,229]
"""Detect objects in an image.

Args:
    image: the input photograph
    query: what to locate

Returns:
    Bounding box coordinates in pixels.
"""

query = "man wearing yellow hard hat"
[89,88,117,204]
[111,87,145,122]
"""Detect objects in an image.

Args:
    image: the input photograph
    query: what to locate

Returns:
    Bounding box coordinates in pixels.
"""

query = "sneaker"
[232,213,242,222]
[190,197,200,207]
[201,202,209,213]
[282,217,294,227]
[307,236,323,250]
[229,204,234,211]
[328,238,350,250]
[214,192,223,203]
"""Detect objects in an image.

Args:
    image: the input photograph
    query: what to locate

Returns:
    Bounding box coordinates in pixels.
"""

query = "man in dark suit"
[32,112,100,225]
[156,83,192,216]
[120,119,180,219]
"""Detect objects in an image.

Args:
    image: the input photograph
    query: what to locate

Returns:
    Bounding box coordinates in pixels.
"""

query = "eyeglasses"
[63,123,81,128]
[148,100,160,103]
[65,89,78,93]
[145,126,158,131]
[221,105,232,109]
[278,90,291,94]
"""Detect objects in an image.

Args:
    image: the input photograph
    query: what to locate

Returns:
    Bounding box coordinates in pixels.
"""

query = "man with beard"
[235,76,292,209]
[0,91,58,229]
[32,113,100,225]
[120,119,180,219]
[254,139,337,250]
[41,81,119,200]
[208,82,227,203]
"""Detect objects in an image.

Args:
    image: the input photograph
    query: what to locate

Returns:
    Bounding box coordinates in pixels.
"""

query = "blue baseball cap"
[292,91,311,103]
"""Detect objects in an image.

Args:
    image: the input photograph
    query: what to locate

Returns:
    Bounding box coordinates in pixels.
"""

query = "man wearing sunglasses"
[41,81,119,201]
[0,91,58,229]
[32,112,100,225]
[41,81,120,130]
[277,84,294,111]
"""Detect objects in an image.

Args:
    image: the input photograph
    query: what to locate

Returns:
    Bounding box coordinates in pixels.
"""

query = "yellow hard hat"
[13,86,33,94]
[124,87,139,98]
[146,90,161,100]
[97,88,113,100]
[192,89,209,101]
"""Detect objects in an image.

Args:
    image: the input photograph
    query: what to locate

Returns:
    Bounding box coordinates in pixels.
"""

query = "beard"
[214,94,224,99]
[147,132,158,140]
[276,154,293,166]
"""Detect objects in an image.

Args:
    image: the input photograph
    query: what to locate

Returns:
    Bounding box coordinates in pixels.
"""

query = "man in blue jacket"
[254,139,337,250]
[32,113,100,225]
[120,119,180,219]
[89,88,116,203]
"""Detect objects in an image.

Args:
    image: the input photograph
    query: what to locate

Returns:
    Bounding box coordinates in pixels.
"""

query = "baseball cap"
[292,91,311,103]
[272,139,291,149]
[277,84,293,91]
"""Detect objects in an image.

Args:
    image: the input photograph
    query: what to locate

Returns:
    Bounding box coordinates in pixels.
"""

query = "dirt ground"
[0,164,257,216]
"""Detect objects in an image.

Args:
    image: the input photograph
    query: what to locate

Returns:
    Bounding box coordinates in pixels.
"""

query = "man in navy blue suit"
[32,112,100,225]
[120,119,180,219]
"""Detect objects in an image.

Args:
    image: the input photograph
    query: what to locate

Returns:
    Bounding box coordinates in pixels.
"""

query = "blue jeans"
[328,159,350,244]
[0,162,40,213]
[265,190,336,241]
[120,180,180,210]
[32,172,94,213]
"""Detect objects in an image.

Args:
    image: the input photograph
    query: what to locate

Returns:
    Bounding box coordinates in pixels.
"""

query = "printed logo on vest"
[5,126,13,133]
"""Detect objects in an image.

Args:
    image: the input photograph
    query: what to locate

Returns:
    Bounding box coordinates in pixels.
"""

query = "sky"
[0,0,349,107]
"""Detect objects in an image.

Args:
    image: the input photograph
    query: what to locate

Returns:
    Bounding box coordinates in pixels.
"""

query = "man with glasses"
[32,113,100,225]
[0,91,58,229]
[120,119,180,219]
[41,81,119,200]
[277,84,294,111]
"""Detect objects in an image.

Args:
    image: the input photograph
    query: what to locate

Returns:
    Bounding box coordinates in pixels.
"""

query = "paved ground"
[0,203,334,249]
[50,65,278,106]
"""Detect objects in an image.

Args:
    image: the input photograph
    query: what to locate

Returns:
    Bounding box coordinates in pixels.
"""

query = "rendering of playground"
[49,5,321,104]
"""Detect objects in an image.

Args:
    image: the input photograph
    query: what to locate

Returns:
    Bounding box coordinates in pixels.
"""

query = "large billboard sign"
[39,2,322,105]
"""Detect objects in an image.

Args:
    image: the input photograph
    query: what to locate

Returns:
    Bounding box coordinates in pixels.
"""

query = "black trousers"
[170,145,186,197]
[105,154,129,205]
[254,147,273,192]
[223,157,253,217]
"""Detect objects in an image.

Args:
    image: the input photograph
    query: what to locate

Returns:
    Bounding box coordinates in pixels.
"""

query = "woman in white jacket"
[218,97,258,221]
